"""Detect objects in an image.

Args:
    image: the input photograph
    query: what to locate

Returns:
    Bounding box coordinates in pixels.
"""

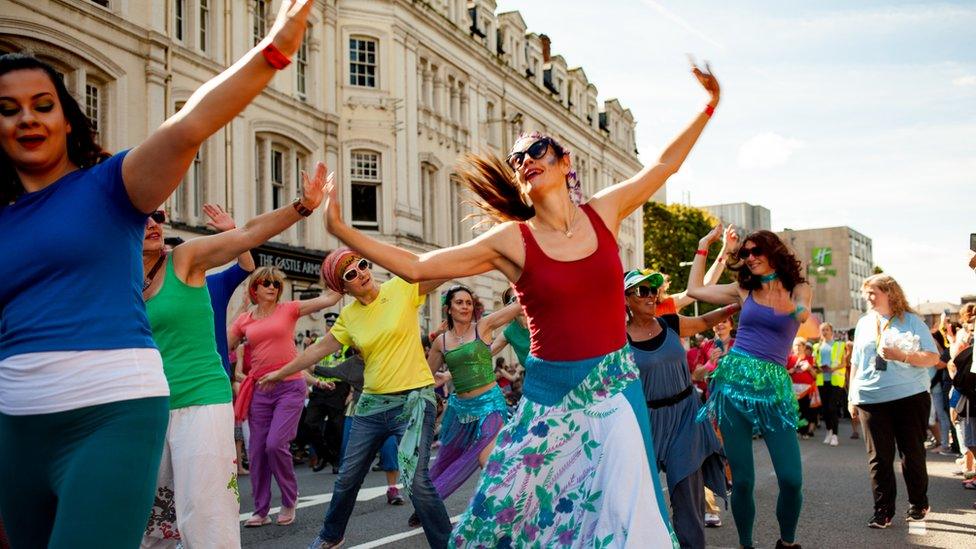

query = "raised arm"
[427,337,446,375]
[478,301,523,337]
[671,226,735,309]
[589,62,719,228]
[687,226,741,305]
[491,332,510,356]
[202,204,256,272]
[677,303,741,338]
[175,164,330,282]
[296,289,342,317]
[259,331,344,386]
[122,1,314,213]
[323,175,522,283]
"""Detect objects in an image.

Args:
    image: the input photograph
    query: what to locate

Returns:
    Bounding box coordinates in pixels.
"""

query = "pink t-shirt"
[230,301,302,381]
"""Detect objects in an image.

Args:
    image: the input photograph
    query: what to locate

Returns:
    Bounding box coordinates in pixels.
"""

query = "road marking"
[347,514,463,549]
[239,485,393,521]
[908,520,927,536]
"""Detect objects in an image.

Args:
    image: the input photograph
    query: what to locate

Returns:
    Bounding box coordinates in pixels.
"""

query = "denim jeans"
[318,400,450,548]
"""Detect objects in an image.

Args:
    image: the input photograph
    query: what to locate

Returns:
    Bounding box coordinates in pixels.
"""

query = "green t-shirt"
[503,320,531,367]
[146,256,232,409]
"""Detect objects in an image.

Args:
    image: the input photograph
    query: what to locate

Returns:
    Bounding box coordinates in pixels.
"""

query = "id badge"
[874,354,888,372]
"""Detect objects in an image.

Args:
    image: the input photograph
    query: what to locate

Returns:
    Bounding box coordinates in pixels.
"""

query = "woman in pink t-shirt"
[229,266,339,527]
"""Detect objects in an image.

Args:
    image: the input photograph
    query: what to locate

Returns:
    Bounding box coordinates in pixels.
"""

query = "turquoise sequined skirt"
[698,349,799,434]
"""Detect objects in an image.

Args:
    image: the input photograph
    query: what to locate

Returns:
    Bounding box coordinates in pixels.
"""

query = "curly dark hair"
[441,285,484,330]
[728,230,806,293]
[1,53,109,205]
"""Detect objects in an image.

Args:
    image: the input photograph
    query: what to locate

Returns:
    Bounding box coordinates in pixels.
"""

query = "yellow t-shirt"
[330,277,433,394]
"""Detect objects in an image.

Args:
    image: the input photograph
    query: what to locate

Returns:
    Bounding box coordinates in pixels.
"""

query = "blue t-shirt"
[206,263,251,374]
[849,311,938,405]
[0,151,156,360]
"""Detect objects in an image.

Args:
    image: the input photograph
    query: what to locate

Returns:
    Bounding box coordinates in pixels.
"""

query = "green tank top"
[502,320,531,366]
[443,331,495,394]
[146,256,232,409]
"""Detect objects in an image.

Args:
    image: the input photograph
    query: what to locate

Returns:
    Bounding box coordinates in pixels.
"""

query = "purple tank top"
[731,293,800,365]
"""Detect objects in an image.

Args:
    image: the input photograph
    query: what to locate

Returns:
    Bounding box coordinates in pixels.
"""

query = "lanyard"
[874,313,893,349]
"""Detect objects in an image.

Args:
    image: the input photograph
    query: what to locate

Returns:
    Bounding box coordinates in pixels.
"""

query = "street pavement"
[241,422,976,548]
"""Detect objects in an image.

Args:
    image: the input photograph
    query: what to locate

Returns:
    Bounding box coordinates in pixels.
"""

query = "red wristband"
[703,104,715,118]
[695,249,708,256]
[262,43,292,70]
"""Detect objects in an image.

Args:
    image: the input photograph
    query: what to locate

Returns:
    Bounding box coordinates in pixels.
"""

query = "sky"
[495,0,975,304]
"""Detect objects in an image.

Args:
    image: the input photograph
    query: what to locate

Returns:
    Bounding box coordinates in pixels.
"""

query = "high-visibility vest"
[813,340,846,388]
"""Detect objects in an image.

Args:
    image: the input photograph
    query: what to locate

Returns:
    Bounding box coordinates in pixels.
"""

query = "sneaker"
[386,486,404,505]
[408,511,422,528]
[868,511,892,529]
[850,431,860,440]
[905,505,929,521]
[823,430,833,444]
[937,447,956,456]
[704,512,722,527]
[924,438,938,449]
[829,434,839,447]
[307,536,345,549]
[775,541,801,549]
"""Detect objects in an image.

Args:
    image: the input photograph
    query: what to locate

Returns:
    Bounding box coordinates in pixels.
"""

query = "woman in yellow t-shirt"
[260,248,451,549]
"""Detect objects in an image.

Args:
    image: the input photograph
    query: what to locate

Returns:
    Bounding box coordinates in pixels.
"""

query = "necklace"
[561,206,579,238]
[759,272,779,283]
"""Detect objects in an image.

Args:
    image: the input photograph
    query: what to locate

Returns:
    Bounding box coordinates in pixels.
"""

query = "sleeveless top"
[146,256,232,409]
[442,325,495,394]
[732,293,801,366]
[514,203,626,361]
[629,316,692,401]
[502,320,531,366]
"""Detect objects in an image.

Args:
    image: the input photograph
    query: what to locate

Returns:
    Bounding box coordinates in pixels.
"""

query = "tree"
[641,201,724,295]
[872,265,884,274]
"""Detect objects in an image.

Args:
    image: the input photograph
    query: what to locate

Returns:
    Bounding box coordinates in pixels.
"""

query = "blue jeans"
[340,416,398,470]
[930,384,951,447]
[319,400,450,548]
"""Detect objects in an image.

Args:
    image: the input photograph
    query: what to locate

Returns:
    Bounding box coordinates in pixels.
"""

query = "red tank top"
[514,203,626,361]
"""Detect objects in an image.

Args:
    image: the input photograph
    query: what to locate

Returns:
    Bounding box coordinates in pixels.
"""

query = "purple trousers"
[429,410,505,499]
[248,378,306,517]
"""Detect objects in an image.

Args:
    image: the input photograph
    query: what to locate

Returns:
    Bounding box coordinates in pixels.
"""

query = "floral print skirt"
[450,345,677,548]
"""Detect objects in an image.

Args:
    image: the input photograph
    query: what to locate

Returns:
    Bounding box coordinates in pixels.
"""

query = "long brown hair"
[728,230,805,292]
[861,274,915,320]
[456,152,534,224]
[0,53,109,205]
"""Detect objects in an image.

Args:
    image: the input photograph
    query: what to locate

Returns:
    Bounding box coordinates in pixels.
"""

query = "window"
[296,25,310,100]
[349,38,377,88]
[191,148,204,217]
[85,82,100,141]
[253,1,268,46]
[199,0,210,51]
[271,148,285,210]
[175,0,185,41]
[350,151,381,229]
[485,101,497,147]
[89,0,109,7]
[421,162,438,242]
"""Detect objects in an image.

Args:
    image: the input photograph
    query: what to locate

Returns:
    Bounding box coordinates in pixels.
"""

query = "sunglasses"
[627,285,658,298]
[737,246,764,260]
[257,279,282,289]
[506,137,553,170]
[147,210,166,224]
[342,258,370,282]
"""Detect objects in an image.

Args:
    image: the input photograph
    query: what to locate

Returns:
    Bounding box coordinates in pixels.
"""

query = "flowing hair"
[861,274,915,320]
[0,53,109,205]
[728,230,806,293]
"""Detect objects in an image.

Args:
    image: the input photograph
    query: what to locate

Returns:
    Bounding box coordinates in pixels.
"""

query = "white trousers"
[142,403,241,549]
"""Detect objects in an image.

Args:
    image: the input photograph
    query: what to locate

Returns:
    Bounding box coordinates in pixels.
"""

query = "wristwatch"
[292,197,313,217]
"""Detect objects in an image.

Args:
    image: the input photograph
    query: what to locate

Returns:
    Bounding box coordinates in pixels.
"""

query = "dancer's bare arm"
[589,63,720,232]
[491,333,510,356]
[671,227,735,309]
[122,1,314,213]
[688,226,742,305]
[427,337,445,375]
[478,301,524,341]
[260,332,344,386]
[296,290,342,317]
[677,304,741,338]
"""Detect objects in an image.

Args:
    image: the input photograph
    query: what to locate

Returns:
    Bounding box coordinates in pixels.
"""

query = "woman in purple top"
[688,229,812,549]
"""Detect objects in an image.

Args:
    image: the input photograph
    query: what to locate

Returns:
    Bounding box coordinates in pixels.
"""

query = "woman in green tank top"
[422,285,520,511]
[140,166,340,542]
[491,287,530,400]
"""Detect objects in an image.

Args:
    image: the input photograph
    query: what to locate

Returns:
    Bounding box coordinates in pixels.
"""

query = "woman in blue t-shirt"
[849,274,939,528]
[0,3,315,547]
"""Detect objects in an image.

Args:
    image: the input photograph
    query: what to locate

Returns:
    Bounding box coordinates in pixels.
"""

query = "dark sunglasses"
[147,210,166,224]
[506,137,553,170]
[258,279,282,289]
[737,246,764,260]
[342,258,370,282]
[627,285,658,298]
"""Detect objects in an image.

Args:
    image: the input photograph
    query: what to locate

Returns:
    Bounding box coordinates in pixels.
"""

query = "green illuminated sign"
[812,247,832,266]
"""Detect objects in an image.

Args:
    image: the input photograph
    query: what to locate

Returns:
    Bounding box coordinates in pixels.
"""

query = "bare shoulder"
[581,197,621,235]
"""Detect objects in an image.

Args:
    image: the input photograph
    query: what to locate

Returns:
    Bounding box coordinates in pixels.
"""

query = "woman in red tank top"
[319,63,720,549]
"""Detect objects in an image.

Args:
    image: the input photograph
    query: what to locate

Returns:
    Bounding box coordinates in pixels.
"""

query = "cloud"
[736,132,804,169]
[953,75,976,87]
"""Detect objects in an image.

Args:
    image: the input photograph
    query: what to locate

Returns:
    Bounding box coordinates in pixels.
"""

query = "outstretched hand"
[267,1,315,58]
[299,161,332,211]
[699,224,723,248]
[322,168,344,234]
[203,203,236,232]
[689,57,720,106]
[722,224,740,251]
